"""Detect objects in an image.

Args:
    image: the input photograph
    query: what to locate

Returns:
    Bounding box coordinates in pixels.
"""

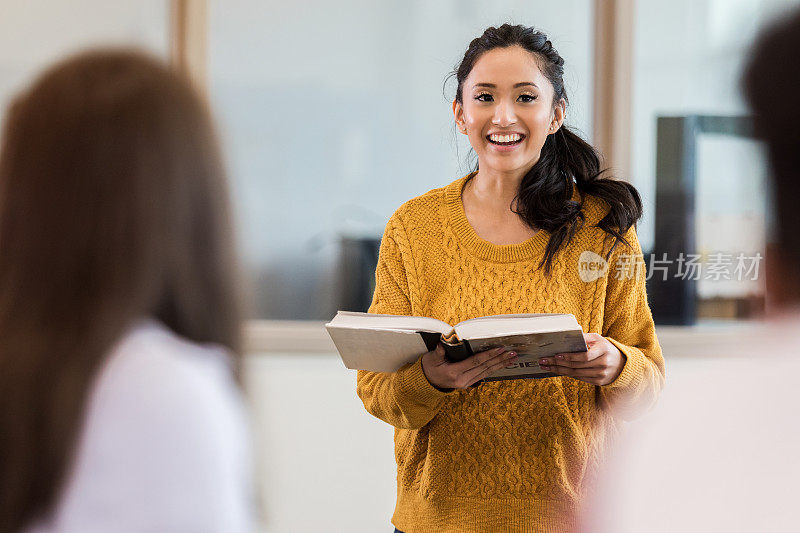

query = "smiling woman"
[456,49,563,175]
[356,24,665,532]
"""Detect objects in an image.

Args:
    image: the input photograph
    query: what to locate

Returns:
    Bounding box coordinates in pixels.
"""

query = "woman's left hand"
[538,333,626,386]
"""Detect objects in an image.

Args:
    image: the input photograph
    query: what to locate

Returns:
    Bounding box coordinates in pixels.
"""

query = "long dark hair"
[452,24,642,271]
[0,49,242,531]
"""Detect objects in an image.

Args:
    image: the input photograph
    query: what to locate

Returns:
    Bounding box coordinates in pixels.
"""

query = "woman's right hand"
[421,344,518,390]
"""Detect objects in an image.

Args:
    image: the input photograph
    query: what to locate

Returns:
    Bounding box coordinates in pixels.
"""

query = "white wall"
[0,1,168,132]
[244,353,397,532]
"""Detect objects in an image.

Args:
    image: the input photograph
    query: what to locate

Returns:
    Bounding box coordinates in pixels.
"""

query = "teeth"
[490,133,521,143]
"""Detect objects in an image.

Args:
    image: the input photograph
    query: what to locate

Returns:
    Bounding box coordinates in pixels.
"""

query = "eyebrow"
[473,82,539,89]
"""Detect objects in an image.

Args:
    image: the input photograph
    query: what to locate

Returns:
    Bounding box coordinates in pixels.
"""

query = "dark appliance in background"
[648,115,755,325]
[336,236,381,313]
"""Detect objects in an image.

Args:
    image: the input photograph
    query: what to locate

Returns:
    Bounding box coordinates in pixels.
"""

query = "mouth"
[486,133,526,147]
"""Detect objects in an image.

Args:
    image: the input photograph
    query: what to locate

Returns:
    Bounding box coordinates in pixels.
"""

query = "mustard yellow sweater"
[357,174,665,533]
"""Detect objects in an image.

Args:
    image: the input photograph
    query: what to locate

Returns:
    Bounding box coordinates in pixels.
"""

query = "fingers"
[433,343,446,360]
[539,347,602,368]
[461,350,517,387]
[540,354,617,385]
[584,332,604,345]
[547,364,614,385]
[542,334,608,367]
[424,346,514,389]
[453,347,506,373]
[422,343,448,368]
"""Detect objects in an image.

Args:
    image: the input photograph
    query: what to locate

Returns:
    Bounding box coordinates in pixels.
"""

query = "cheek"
[464,112,483,131]
[523,110,555,144]
[464,115,488,146]
[528,108,555,132]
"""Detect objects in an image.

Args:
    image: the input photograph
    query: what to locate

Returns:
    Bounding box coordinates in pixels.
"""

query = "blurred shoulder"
[46,320,252,532]
[94,318,244,427]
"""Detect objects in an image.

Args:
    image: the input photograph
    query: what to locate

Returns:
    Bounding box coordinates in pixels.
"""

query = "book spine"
[418,331,443,352]
[417,331,474,362]
[442,341,472,362]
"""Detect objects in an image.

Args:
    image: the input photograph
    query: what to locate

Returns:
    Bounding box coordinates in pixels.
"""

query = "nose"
[492,98,517,127]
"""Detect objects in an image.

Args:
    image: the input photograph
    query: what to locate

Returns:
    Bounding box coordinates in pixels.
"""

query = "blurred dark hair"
[742,9,800,298]
[451,24,642,271]
[0,49,242,531]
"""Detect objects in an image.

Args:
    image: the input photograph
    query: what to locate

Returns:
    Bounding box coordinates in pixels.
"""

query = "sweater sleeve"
[597,227,666,421]
[356,214,451,430]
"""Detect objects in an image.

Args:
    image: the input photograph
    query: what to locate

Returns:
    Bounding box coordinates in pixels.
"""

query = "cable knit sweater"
[356,174,665,533]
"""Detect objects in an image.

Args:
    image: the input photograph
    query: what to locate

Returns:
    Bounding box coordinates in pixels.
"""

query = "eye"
[475,93,493,102]
[518,94,537,103]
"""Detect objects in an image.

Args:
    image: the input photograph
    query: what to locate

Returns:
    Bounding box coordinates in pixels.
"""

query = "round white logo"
[578,251,608,282]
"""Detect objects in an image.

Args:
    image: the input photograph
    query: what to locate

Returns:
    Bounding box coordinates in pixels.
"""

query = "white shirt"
[27,319,254,533]
[587,313,800,533]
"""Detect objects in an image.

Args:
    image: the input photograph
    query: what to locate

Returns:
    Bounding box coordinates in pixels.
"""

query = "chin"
[483,156,534,174]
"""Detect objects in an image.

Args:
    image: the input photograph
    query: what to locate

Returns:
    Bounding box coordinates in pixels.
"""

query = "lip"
[486,133,526,152]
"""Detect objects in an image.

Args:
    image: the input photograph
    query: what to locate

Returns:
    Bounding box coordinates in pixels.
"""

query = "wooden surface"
[169,0,207,90]
[593,0,634,180]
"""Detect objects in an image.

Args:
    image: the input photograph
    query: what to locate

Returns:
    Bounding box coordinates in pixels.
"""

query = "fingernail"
[508,352,517,357]
[541,365,550,370]
[540,359,549,365]
[556,355,564,360]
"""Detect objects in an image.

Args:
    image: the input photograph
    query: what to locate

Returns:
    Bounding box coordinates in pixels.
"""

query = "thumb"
[584,332,603,345]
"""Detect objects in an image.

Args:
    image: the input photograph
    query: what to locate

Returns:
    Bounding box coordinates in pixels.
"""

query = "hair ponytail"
[455,24,642,272]
[514,125,642,272]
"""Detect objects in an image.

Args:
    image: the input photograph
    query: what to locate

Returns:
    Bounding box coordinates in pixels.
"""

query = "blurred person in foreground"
[585,9,800,533]
[0,50,253,532]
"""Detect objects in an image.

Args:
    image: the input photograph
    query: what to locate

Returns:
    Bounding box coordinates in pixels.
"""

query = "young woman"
[0,50,253,532]
[357,24,665,532]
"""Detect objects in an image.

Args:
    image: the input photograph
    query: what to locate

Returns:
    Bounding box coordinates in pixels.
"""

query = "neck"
[469,166,532,208]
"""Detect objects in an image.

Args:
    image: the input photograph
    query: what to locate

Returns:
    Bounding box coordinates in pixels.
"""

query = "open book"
[325,311,588,381]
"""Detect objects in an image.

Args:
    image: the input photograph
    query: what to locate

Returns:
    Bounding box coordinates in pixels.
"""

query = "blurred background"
[2,0,798,530]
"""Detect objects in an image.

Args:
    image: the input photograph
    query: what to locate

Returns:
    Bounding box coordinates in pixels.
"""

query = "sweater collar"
[444,173,552,263]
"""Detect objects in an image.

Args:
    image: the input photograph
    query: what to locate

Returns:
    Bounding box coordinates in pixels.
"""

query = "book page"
[326,326,429,372]
[327,311,453,335]
[454,313,580,340]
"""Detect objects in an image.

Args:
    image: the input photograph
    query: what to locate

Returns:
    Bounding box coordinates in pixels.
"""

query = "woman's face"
[453,45,565,176]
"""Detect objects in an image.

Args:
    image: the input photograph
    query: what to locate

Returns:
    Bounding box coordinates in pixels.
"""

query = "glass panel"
[632,0,799,321]
[209,0,594,319]
[695,133,767,315]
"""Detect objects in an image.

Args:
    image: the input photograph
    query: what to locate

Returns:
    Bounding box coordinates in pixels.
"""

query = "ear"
[453,100,467,134]
[549,98,566,134]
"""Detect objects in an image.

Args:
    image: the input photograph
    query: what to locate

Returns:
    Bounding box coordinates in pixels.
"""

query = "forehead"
[466,45,549,89]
